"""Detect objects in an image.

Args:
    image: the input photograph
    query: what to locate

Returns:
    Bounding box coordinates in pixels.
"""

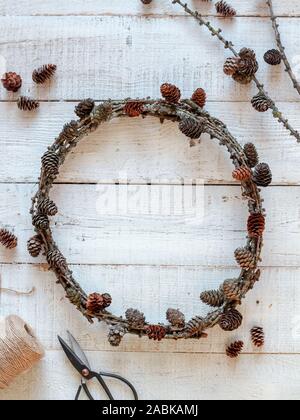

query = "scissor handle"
[99,371,139,400]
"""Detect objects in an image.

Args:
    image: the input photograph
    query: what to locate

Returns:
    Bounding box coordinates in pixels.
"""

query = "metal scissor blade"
[67,330,91,371]
[58,335,88,375]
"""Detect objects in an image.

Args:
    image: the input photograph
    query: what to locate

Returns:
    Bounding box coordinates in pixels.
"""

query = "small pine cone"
[0,229,17,249]
[125,308,146,329]
[160,83,181,103]
[41,151,59,177]
[232,72,253,85]
[244,143,259,168]
[66,288,82,307]
[32,64,57,84]
[234,247,256,270]
[186,316,205,337]
[264,49,282,66]
[191,88,206,108]
[38,198,58,216]
[215,1,236,17]
[222,279,241,302]
[238,51,258,78]
[17,96,39,111]
[27,235,43,257]
[145,325,167,341]
[223,57,240,76]
[253,163,272,187]
[108,325,127,347]
[124,101,144,117]
[251,326,265,348]
[59,120,79,142]
[232,166,252,181]
[166,308,185,328]
[75,99,95,119]
[226,340,244,358]
[32,214,49,230]
[1,72,22,92]
[247,213,265,238]
[251,93,271,113]
[179,117,205,139]
[86,292,112,313]
[219,309,243,332]
[200,290,224,307]
[46,249,67,270]
[91,102,113,131]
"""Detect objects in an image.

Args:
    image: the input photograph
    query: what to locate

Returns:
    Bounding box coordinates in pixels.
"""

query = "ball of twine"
[0,315,44,389]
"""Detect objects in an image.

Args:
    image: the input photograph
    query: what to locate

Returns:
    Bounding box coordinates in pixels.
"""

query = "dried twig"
[0,287,35,296]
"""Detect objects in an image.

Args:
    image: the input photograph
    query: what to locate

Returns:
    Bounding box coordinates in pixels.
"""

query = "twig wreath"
[28,84,272,346]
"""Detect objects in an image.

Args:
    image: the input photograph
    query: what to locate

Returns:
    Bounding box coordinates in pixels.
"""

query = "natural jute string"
[0,315,44,389]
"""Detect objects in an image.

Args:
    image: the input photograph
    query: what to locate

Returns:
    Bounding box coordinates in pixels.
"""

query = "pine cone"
[141,0,152,3]
[234,247,256,270]
[17,96,39,111]
[232,166,252,181]
[66,288,82,307]
[244,143,259,168]
[124,101,144,117]
[251,93,271,112]
[146,325,167,341]
[125,308,146,329]
[264,49,282,66]
[232,72,253,85]
[166,308,185,328]
[160,83,181,103]
[1,72,22,92]
[91,102,113,131]
[0,229,17,249]
[75,99,95,119]
[200,290,224,307]
[37,198,58,216]
[226,340,244,358]
[86,292,112,313]
[108,325,127,347]
[179,117,205,139]
[219,309,243,331]
[215,1,236,16]
[191,88,206,108]
[186,316,205,337]
[251,326,265,348]
[223,57,240,76]
[247,213,265,238]
[59,121,79,142]
[253,163,272,187]
[46,249,67,270]
[238,48,258,77]
[32,214,49,230]
[41,151,59,177]
[32,64,57,84]
[222,279,241,302]
[27,235,43,257]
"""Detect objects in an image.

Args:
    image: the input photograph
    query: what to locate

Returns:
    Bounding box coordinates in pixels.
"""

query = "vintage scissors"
[58,331,139,400]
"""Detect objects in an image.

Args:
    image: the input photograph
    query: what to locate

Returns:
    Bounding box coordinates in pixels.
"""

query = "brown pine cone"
[37,198,58,216]
[223,57,240,76]
[215,1,236,16]
[166,308,185,328]
[125,308,146,329]
[32,64,57,84]
[251,326,265,348]
[238,48,258,77]
[251,93,271,112]
[219,309,243,331]
[200,290,224,307]
[27,235,43,257]
[59,121,79,142]
[264,49,282,66]
[75,99,95,119]
[46,249,67,270]
[253,163,272,187]
[232,72,253,85]
[1,72,22,92]
[232,166,252,181]
[124,101,144,117]
[226,340,244,358]
[108,325,127,347]
[234,247,256,270]
[17,96,39,111]
[32,214,49,230]
[160,83,181,103]
[243,143,259,168]
[41,151,59,176]
[222,279,241,302]
[86,292,112,313]
[247,213,265,238]
[179,117,205,139]
[91,102,113,130]
[146,325,167,341]
[66,288,82,307]
[191,88,206,108]
[186,316,205,337]
[0,229,17,249]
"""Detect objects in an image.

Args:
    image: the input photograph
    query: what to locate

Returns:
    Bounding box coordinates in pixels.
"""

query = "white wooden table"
[0,0,300,400]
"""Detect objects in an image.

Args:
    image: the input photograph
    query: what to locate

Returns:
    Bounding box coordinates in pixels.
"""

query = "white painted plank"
[0,350,299,400]
[0,16,300,102]
[1,264,299,354]
[1,183,300,267]
[0,102,299,185]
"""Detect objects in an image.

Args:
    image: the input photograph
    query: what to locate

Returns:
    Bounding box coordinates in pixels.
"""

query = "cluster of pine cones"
[224,48,258,85]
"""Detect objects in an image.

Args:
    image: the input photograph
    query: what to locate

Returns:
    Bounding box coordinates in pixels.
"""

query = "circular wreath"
[29,84,271,346]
